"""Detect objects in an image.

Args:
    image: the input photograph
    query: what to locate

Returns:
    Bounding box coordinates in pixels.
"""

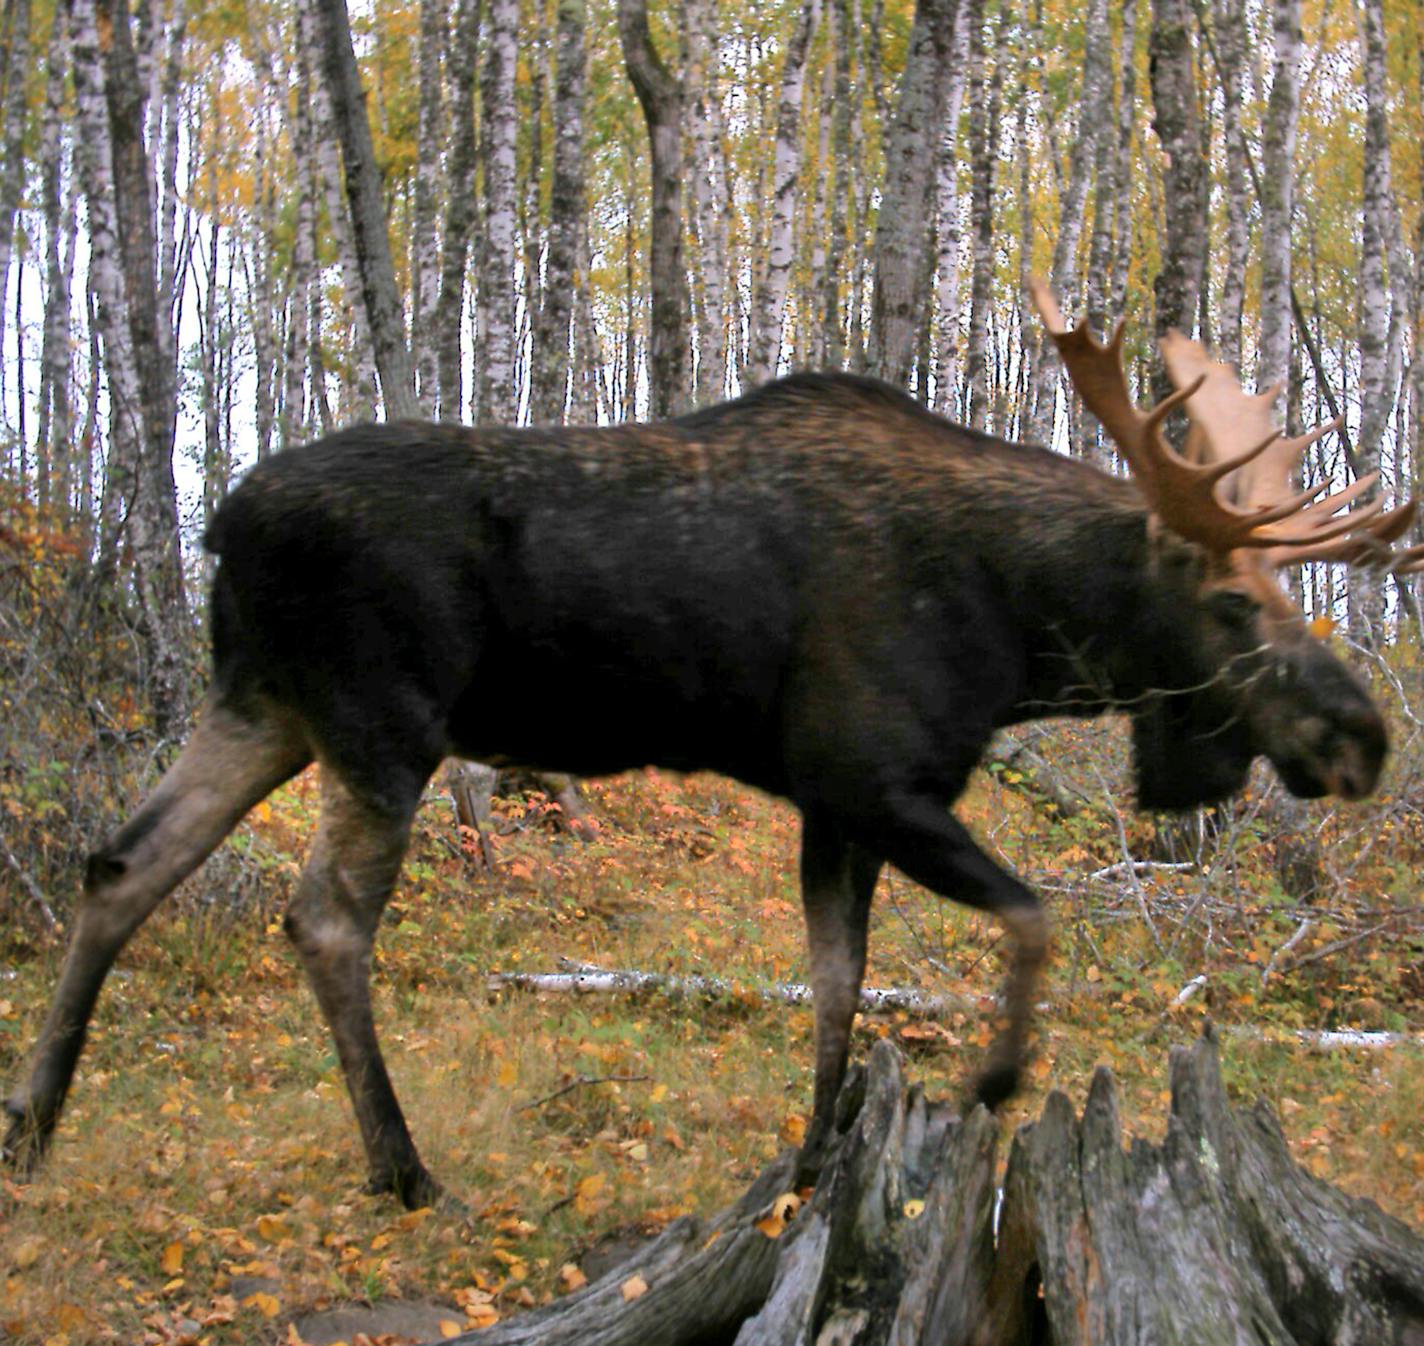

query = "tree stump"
[453,1030,1424,1345]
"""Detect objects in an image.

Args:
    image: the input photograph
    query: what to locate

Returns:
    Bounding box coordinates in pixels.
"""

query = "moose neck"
[963,472,1191,729]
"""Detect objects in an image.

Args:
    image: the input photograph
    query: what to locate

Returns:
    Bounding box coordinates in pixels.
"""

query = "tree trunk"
[1148,0,1204,414]
[1107,0,1138,323]
[434,0,478,423]
[93,0,190,738]
[964,0,999,431]
[744,0,819,388]
[449,1033,1424,1344]
[309,0,418,420]
[35,1,74,511]
[478,0,519,424]
[819,0,852,370]
[411,0,446,416]
[619,0,687,418]
[531,0,587,426]
[683,0,728,404]
[931,3,971,416]
[1028,0,1109,447]
[0,0,32,427]
[868,0,961,389]
[1256,0,1298,395]
[1211,0,1248,372]
[281,36,315,450]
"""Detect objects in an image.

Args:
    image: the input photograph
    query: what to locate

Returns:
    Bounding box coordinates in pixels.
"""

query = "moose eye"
[1207,590,1260,626]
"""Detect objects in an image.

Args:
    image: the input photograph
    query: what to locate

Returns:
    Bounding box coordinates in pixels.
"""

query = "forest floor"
[2,754,1423,1346]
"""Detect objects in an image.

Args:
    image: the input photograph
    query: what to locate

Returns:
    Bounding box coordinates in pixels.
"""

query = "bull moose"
[4,286,1415,1209]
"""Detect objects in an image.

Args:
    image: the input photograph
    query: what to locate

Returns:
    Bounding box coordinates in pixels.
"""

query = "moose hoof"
[365,1164,453,1214]
[1,1103,47,1178]
[970,1062,1021,1112]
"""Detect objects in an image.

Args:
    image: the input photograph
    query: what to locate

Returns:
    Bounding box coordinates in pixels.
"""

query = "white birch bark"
[70,0,143,571]
[1211,0,1248,372]
[281,40,315,449]
[683,0,729,403]
[744,0,819,387]
[931,0,971,415]
[1256,0,1300,393]
[1107,0,1138,322]
[304,0,377,419]
[35,2,74,509]
[531,0,587,425]
[1027,0,1108,447]
[0,0,31,424]
[479,0,519,424]
[411,0,446,416]
[964,0,998,429]
[433,0,477,422]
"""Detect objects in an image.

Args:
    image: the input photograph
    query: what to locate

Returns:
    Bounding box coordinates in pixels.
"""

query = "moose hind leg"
[796,808,882,1186]
[4,701,309,1171]
[283,769,440,1210]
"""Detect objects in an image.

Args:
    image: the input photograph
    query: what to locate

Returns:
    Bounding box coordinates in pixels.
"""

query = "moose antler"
[1028,280,1402,564]
[1158,330,1422,571]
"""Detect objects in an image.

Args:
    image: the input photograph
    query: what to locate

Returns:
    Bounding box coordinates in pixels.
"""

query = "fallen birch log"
[486,959,983,1019]
[445,1029,1424,1346]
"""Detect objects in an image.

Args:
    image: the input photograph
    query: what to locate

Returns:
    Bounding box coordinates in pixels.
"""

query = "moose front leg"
[859,798,1049,1111]
[796,809,882,1187]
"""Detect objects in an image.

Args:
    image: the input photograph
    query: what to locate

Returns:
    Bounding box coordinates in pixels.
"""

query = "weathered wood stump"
[452,1030,1424,1345]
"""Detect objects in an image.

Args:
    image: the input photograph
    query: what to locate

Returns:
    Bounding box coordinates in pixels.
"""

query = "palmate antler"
[1029,280,1422,573]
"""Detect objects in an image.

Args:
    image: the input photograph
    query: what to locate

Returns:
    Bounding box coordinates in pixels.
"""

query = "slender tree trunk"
[1256,0,1299,394]
[411,0,446,415]
[36,2,74,510]
[868,0,960,387]
[931,1,971,414]
[1212,0,1248,372]
[478,0,518,424]
[531,0,586,425]
[1148,0,1205,411]
[820,0,852,369]
[434,0,477,422]
[309,0,418,419]
[1108,0,1138,322]
[1028,0,1109,446]
[964,0,998,430]
[619,0,688,417]
[0,0,32,426]
[95,0,189,736]
[281,39,315,449]
[684,0,728,403]
[744,0,819,387]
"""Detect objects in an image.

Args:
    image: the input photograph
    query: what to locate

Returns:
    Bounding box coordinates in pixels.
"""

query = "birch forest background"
[2,0,1424,1338]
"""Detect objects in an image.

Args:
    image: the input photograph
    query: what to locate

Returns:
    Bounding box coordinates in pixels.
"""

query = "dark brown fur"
[4,373,1387,1205]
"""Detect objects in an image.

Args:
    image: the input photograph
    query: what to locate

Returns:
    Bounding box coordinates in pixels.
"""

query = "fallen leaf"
[559,1263,588,1292]
[621,1274,649,1302]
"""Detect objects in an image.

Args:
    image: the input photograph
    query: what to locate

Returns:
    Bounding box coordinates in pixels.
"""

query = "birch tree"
[931,0,971,415]
[744,0,819,388]
[868,0,961,388]
[95,0,189,735]
[479,0,519,424]
[619,0,688,417]
[434,0,477,421]
[684,0,729,403]
[1148,0,1204,411]
[0,0,30,426]
[309,0,418,419]
[411,0,446,415]
[1256,0,1299,396]
[963,0,999,429]
[531,0,587,425]
[1211,0,1248,372]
